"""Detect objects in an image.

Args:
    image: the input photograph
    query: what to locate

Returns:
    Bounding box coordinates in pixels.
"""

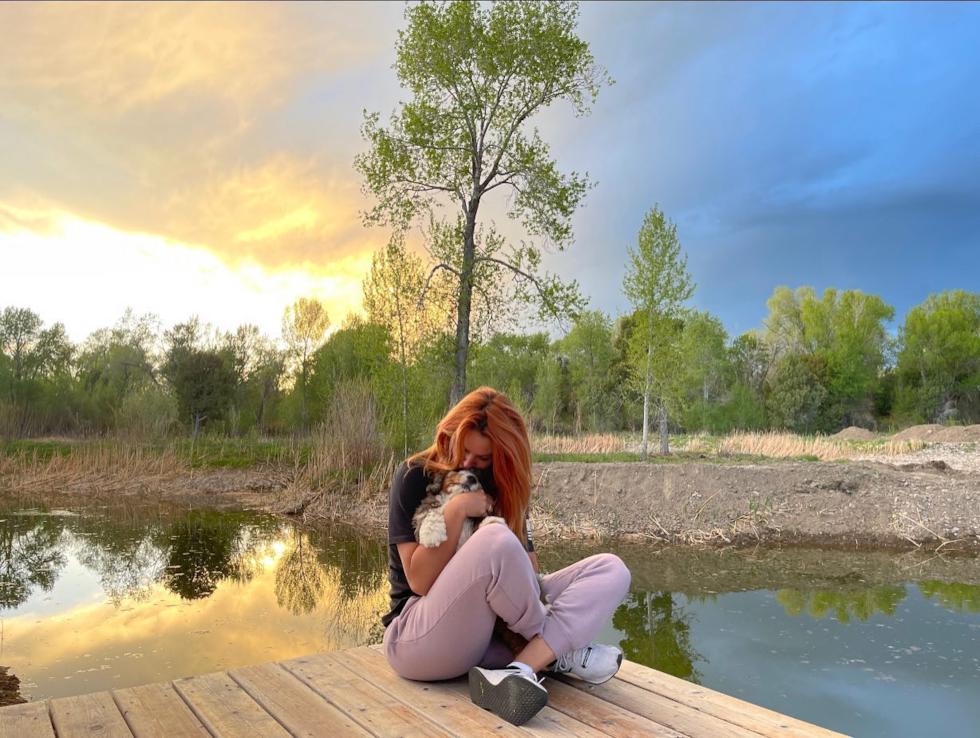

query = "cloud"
[161,154,372,268]
[0,2,400,276]
[0,2,377,117]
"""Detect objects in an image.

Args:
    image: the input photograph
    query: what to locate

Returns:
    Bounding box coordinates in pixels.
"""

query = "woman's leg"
[537,553,632,656]
[384,523,547,681]
[511,553,632,673]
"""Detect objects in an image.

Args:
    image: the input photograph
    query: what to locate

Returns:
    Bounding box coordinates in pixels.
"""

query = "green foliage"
[355,0,608,402]
[767,354,829,433]
[622,205,695,454]
[896,290,980,423]
[560,310,618,431]
[763,286,894,427]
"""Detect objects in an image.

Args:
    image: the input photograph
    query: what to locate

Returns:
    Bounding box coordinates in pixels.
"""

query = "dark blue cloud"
[537,1,980,337]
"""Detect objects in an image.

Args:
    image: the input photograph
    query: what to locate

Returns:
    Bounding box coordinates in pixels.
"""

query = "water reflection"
[917,581,980,613]
[0,510,68,609]
[613,591,705,682]
[0,498,388,700]
[776,585,907,623]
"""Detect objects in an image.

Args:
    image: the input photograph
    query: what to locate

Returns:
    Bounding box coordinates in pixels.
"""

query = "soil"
[891,424,980,443]
[527,459,980,550]
[831,426,877,440]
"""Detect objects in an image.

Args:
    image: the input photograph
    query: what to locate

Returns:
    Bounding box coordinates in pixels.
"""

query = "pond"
[1,496,978,737]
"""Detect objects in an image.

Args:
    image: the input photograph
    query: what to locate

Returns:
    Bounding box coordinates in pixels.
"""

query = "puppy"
[412,469,548,658]
[412,469,507,549]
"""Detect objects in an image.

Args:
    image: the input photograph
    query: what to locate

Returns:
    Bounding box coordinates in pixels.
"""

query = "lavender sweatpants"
[383,522,631,681]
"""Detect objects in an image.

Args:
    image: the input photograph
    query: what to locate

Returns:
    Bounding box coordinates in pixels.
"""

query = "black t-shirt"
[382,461,534,628]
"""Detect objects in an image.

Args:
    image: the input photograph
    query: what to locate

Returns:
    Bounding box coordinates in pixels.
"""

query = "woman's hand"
[448,490,495,519]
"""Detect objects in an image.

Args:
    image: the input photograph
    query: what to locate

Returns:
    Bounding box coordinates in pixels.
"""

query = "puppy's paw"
[419,517,447,547]
[479,515,506,528]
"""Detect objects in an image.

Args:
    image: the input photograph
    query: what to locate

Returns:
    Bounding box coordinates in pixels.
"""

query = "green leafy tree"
[767,354,828,433]
[622,206,695,456]
[161,319,237,436]
[896,291,980,423]
[355,0,608,405]
[763,287,894,427]
[560,310,617,432]
[282,297,330,429]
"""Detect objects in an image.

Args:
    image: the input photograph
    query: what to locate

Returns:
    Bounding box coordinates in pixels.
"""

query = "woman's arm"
[397,492,491,596]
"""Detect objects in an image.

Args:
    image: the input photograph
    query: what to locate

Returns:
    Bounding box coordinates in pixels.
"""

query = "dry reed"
[0,443,190,495]
[717,431,926,460]
[531,433,629,455]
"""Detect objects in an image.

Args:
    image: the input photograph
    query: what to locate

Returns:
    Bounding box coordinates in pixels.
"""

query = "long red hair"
[408,387,532,547]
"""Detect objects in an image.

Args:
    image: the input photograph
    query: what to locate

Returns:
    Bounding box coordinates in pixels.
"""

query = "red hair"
[409,387,532,547]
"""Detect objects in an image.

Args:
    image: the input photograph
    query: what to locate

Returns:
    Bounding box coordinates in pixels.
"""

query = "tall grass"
[530,433,628,455]
[0,443,190,495]
[716,431,926,460]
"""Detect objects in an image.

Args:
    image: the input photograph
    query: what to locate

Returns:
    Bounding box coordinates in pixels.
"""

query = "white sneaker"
[468,666,548,726]
[548,643,623,685]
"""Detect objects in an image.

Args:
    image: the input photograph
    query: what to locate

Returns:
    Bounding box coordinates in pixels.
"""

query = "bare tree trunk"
[659,404,669,454]
[641,343,652,460]
[450,206,479,407]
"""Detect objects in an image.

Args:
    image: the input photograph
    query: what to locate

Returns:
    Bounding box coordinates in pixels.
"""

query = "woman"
[382,387,631,726]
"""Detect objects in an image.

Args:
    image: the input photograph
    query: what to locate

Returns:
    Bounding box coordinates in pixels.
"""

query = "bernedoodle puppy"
[412,469,548,657]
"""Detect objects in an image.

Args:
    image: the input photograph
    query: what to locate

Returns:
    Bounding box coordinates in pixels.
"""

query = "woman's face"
[462,429,493,470]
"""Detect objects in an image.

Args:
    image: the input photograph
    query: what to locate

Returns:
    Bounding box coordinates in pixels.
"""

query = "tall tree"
[281,297,330,429]
[622,206,695,456]
[896,290,980,422]
[763,286,894,427]
[355,0,608,405]
[560,310,617,432]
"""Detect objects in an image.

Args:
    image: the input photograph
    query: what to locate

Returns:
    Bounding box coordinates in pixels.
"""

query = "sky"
[1,1,978,344]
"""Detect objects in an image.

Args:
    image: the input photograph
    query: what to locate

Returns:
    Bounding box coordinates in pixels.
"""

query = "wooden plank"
[332,647,529,737]
[440,674,612,738]
[544,678,686,738]
[49,692,133,738]
[554,675,763,738]
[230,662,373,737]
[0,701,55,738]
[281,652,454,738]
[112,683,210,738]
[173,671,292,738]
[616,661,850,738]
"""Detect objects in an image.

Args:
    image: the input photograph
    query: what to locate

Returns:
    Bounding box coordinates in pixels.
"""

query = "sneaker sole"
[468,668,548,726]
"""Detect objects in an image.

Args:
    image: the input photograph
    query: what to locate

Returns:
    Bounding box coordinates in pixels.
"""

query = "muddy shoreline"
[4,455,979,552]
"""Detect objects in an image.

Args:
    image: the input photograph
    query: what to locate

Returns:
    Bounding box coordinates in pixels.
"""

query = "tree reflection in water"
[0,508,67,610]
[275,530,328,615]
[613,590,705,683]
[776,585,906,622]
[917,581,980,613]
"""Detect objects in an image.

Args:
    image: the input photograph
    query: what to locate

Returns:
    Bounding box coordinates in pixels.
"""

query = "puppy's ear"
[426,472,445,495]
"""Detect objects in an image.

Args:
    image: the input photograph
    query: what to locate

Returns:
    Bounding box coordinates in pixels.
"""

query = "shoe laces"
[505,666,545,685]
[553,645,593,674]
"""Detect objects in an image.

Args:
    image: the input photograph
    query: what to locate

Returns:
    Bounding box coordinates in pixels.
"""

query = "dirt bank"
[530,459,980,550]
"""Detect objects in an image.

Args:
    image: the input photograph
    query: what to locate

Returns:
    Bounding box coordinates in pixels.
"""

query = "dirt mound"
[932,425,980,443]
[891,424,980,442]
[832,426,876,440]
[892,424,945,441]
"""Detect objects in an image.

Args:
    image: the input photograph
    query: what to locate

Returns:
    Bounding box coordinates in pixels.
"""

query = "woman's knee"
[595,553,631,592]
[471,519,524,554]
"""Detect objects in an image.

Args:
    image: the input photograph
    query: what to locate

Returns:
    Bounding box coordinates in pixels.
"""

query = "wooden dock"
[1,644,849,737]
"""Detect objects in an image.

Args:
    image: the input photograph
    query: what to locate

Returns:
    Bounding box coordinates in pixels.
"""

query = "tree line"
[2,277,978,447]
